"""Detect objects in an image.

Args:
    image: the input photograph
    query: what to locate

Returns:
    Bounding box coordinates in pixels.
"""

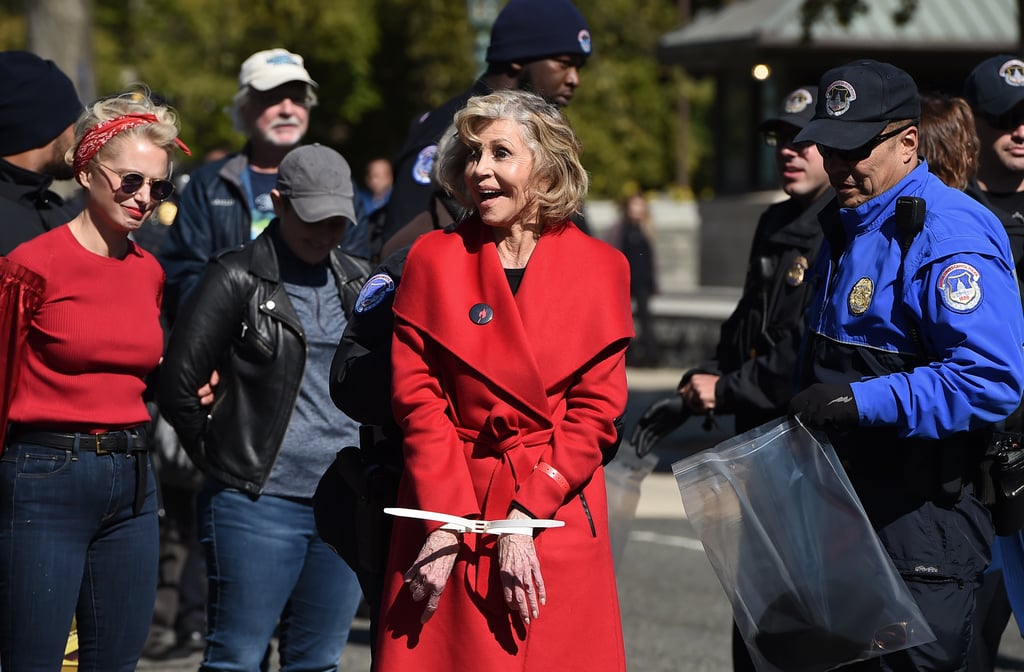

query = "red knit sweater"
[6,225,164,431]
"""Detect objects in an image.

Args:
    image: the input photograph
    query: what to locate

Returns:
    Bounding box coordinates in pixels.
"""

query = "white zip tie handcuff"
[384,507,565,536]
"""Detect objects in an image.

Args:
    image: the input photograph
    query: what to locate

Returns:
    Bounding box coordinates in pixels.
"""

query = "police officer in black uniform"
[373,0,593,256]
[633,85,832,671]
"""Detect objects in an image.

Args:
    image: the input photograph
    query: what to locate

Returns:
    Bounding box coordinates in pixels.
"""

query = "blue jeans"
[0,441,158,672]
[198,482,362,672]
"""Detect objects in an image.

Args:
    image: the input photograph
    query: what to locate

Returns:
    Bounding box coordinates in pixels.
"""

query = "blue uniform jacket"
[806,161,1024,439]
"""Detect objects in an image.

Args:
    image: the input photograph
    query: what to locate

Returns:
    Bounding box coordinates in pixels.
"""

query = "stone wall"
[584,192,787,367]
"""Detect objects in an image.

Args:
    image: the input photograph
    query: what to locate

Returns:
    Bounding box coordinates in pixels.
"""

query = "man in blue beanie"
[0,51,83,254]
[373,0,592,255]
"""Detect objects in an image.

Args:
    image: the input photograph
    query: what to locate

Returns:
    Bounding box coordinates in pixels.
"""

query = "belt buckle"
[94,433,109,455]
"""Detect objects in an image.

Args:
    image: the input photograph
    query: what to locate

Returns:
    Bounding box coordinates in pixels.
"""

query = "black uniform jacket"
[159,223,369,494]
[695,190,831,433]
[0,158,83,255]
[378,79,492,248]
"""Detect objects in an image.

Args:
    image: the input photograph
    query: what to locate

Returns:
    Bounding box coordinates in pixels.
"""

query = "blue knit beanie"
[486,0,592,64]
[0,51,82,156]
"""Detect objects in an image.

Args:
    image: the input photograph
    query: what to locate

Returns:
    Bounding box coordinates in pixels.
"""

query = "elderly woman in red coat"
[374,89,634,671]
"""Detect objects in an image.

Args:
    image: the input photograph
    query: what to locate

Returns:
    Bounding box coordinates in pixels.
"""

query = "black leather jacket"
[158,223,369,494]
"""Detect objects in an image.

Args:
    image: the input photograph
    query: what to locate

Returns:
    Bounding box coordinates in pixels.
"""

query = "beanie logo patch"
[999,59,1024,88]
[825,80,857,117]
[412,145,437,185]
[578,30,592,55]
[784,88,814,114]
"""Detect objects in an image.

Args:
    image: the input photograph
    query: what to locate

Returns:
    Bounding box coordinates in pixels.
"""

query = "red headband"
[72,113,192,175]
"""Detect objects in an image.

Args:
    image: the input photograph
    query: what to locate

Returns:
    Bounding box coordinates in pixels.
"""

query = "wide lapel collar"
[516,225,634,387]
[408,219,552,425]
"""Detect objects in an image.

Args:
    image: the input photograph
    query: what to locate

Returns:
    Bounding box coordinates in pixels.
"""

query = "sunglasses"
[96,162,175,202]
[816,121,918,163]
[983,109,1024,131]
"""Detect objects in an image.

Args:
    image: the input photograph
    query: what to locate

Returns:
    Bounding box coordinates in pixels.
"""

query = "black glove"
[631,395,689,457]
[788,383,859,430]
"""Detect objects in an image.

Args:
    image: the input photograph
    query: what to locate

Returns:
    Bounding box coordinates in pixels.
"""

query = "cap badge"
[825,80,857,117]
[938,262,982,313]
[784,89,813,114]
[412,145,437,185]
[848,277,873,314]
[578,30,592,55]
[470,303,494,325]
[999,59,1024,88]
[786,256,809,287]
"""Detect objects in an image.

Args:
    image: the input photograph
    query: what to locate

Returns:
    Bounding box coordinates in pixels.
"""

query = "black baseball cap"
[964,55,1024,116]
[759,86,818,132]
[795,60,920,150]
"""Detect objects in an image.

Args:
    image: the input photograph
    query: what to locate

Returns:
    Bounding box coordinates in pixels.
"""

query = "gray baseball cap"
[276,144,356,224]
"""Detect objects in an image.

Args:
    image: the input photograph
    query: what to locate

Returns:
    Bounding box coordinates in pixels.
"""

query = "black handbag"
[313,439,401,577]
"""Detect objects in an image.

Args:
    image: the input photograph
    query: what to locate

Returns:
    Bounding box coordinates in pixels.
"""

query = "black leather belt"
[8,425,148,454]
[7,424,150,515]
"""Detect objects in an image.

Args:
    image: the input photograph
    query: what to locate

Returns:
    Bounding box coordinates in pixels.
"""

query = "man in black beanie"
[374,0,592,254]
[0,51,83,255]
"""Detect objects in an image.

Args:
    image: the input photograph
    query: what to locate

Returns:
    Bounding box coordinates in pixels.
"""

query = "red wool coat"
[375,218,634,672]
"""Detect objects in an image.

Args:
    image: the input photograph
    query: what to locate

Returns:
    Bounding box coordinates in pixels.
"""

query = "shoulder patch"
[354,273,396,314]
[938,262,982,313]
[412,145,437,185]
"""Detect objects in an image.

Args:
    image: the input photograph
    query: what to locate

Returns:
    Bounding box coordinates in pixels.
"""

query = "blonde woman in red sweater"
[0,89,189,672]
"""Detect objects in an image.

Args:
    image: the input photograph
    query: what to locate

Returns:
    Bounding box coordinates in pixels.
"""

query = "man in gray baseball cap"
[157,140,369,669]
[275,143,357,230]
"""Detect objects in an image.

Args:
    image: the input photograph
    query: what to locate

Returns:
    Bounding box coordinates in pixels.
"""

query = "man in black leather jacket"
[158,145,370,669]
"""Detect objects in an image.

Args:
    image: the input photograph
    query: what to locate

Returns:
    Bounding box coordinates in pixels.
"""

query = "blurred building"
[659,0,1017,194]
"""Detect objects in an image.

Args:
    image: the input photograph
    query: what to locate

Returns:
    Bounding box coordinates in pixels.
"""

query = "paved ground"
[135,367,1024,671]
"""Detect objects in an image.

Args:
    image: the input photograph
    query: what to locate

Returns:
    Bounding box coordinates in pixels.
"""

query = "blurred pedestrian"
[608,193,659,366]
[359,157,393,216]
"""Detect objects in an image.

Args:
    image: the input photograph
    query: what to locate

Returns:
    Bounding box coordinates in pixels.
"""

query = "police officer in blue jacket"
[789,60,1024,670]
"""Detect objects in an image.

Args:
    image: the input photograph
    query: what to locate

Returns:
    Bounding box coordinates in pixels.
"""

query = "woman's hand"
[197,369,219,406]
[404,529,461,624]
[498,509,546,625]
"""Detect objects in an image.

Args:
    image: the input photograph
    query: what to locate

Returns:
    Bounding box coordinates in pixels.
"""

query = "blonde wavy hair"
[433,89,588,231]
[67,87,183,173]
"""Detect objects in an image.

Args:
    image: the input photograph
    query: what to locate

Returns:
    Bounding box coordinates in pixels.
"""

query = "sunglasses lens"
[119,173,145,194]
[151,180,174,201]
